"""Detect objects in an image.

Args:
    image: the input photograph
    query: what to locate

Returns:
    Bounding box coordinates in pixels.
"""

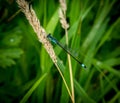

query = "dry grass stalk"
[59,0,75,103]
[16,0,57,63]
[59,0,69,30]
[17,1,73,102]
[59,0,67,14]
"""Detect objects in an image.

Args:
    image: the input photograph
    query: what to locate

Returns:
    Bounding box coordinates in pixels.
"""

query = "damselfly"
[47,34,86,68]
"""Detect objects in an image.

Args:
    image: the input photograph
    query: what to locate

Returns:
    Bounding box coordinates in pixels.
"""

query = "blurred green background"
[0,0,120,103]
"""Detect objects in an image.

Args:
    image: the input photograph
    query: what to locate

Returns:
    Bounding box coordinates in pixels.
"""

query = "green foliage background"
[0,0,120,103]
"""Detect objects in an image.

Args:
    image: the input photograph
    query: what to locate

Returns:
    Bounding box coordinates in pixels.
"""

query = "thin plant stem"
[65,29,75,103]
[59,0,75,102]
[54,62,72,101]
